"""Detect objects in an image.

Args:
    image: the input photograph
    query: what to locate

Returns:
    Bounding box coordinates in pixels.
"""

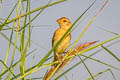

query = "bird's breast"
[53,28,71,54]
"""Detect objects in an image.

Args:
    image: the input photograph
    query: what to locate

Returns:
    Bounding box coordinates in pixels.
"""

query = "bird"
[52,17,72,66]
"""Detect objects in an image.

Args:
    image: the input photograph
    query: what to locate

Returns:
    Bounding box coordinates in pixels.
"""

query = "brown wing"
[52,29,57,48]
[52,32,55,48]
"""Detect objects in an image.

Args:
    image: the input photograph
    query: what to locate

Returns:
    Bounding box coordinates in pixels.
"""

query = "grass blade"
[78,55,95,80]
[101,45,120,62]
[55,40,120,79]
[0,0,67,30]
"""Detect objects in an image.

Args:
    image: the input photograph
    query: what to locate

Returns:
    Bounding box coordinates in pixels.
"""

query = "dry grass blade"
[44,41,98,80]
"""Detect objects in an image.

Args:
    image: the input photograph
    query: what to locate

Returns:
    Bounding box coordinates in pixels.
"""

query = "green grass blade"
[0,48,37,77]
[101,45,120,62]
[0,0,67,31]
[9,52,53,79]
[19,9,43,31]
[87,69,116,80]
[55,50,101,79]
[109,69,117,80]
[1,18,19,74]
[19,0,55,32]
[76,35,120,56]
[0,60,16,78]
[80,54,120,70]
[20,0,29,53]
[3,1,22,79]
[0,32,20,51]
[20,40,29,79]
[28,0,31,47]
[98,27,119,35]
[55,40,120,79]
[9,0,22,67]
[78,55,95,80]
[4,1,18,23]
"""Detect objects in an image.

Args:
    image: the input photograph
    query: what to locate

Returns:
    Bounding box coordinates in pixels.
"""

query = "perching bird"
[52,17,72,66]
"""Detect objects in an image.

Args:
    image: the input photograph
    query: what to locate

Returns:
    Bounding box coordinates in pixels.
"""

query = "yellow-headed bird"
[52,17,72,66]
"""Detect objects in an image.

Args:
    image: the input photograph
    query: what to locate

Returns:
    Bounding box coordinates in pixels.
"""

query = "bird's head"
[56,17,72,30]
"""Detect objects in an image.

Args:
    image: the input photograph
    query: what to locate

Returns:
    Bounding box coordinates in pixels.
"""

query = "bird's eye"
[63,20,67,22]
